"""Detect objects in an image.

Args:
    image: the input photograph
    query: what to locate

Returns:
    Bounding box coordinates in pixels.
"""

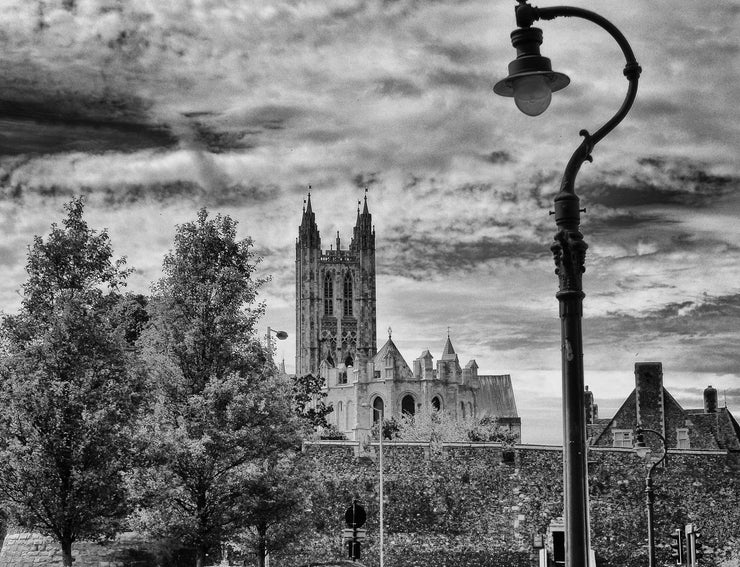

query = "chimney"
[635,362,665,443]
[704,385,718,413]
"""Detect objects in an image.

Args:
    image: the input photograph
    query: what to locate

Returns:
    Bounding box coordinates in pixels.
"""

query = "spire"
[298,186,320,249]
[350,188,373,251]
[305,188,313,214]
[441,333,458,361]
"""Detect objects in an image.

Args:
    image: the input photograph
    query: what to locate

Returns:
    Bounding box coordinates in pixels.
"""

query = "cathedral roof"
[476,375,519,418]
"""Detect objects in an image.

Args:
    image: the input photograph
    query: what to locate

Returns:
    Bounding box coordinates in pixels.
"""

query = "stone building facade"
[587,361,740,455]
[295,193,521,441]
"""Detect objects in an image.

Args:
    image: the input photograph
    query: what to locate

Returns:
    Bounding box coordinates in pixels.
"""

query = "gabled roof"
[373,337,413,377]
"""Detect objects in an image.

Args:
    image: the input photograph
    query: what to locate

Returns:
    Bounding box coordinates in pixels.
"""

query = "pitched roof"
[373,337,413,377]
[476,374,519,418]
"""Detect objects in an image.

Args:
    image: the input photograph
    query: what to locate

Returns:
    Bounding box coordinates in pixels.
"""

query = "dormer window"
[612,429,633,448]
[676,428,690,449]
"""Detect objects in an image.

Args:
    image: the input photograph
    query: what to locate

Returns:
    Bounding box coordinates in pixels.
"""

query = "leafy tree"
[292,372,333,431]
[231,452,321,567]
[0,198,145,567]
[129,210,305,567]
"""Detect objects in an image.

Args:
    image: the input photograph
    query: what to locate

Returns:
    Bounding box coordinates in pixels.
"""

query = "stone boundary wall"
[2,442,738,567]
[0,530,155,567]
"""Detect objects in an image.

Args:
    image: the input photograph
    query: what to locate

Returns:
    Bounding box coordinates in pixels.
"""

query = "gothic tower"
[295,192,377,377]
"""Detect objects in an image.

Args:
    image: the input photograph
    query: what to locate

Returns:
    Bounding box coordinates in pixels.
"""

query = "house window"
[343,273,353,316]
[676,428,690,449]
[323,274,333,315]
[612,429,633,448]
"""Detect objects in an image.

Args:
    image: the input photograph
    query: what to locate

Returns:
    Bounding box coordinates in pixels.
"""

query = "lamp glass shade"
[513,75,553,116]
[635,445,651,460]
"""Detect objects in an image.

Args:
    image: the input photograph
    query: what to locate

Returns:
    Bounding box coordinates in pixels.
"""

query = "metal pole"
[379,417,384,567]
[646,477,655,567]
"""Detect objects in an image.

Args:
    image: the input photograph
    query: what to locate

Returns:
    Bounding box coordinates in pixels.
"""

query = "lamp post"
[635,426,668,567]
[493,3,641,567]
[373,407,385,567]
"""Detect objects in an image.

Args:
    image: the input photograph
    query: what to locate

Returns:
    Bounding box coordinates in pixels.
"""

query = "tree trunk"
[196,545,206,567]
[256,525,267,567]
[61,539,73,567]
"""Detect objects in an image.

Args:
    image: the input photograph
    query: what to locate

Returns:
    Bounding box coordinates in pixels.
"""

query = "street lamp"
[373,406,385,567]
[266,326,288,354]
[635,426,668,567]
[494,3,641,567]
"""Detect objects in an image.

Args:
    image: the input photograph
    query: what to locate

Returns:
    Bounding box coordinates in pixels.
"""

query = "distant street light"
[494,2,641,567]
[266,327,288,358]
[635,426,668,567]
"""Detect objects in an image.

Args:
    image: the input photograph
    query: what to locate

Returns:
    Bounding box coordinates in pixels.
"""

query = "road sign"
[344,502,366,528]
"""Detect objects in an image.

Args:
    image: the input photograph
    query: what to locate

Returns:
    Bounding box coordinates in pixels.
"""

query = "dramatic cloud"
[0,0,738,444]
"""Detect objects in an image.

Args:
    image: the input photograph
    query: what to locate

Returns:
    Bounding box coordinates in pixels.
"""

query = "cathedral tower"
[295,192,377,377]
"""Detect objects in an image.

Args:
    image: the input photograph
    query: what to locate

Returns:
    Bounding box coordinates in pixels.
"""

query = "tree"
[381,409,517,444]
[231,451,321,567]
[0,198,145,567]
[129,209,305,567]
[292,372,333,431]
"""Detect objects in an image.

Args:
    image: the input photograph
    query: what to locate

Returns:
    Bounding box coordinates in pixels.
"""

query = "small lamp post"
[635,426,668,567]
[494,3,641,567]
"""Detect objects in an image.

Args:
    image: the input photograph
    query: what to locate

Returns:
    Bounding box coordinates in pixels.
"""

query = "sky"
[0,0,738,445]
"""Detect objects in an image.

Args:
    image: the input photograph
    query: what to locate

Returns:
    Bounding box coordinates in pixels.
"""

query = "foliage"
[378,409,517,444]
[0,198,146,567]
[318,424,347,440]
[230,454,323,567]
[292,372,333,431]
[128,209,304,567]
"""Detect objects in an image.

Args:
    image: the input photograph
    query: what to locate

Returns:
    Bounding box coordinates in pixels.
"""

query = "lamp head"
[493,27,570,116]
[274,330,289,340]
[634,431,651,460]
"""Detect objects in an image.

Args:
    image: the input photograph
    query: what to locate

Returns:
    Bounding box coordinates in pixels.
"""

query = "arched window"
[337,401,343,427]
[468,402,474,418]
[373,397,384,423]
[346,401,353,430]
[431,396,441,411]
[343,273,353,316]
[323,274,333,316]
[461,401,466,418]
[402,395,416,416]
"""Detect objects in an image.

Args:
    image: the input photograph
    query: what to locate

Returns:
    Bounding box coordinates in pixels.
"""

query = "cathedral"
[295,193,521,441]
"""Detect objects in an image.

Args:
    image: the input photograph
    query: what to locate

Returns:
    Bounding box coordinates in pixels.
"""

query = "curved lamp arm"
[636,426,668,480]
[515,1,642,197]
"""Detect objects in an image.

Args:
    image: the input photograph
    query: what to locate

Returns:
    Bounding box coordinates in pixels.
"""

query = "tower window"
[324,274,333,316]
[431,396,441,411]
[343,273,353,316]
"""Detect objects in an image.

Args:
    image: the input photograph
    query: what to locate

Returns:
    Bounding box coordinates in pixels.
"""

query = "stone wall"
[2,442,738,567]
[0,530,157,567]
